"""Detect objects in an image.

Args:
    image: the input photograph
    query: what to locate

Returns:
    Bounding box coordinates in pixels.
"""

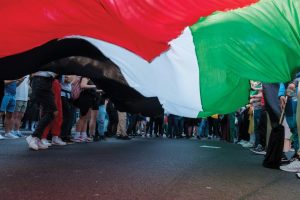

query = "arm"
[278,83,286,97]
[80,77,96,89]
[4,80,15,85]
[16,76,26,86]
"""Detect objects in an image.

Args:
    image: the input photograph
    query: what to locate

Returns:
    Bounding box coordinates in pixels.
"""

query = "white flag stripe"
[70,28,202,117]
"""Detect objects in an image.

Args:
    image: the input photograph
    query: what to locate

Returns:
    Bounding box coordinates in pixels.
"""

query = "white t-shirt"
[15,75,30,101]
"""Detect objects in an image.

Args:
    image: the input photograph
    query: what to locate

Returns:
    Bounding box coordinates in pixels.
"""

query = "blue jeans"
[198,119,208,137]
[254,108,262,146]
[0,94,16,113]
[286,99,299,151]
[97,105,107,136]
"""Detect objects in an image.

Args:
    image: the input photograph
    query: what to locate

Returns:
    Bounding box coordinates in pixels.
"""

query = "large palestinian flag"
[0,0,299,117]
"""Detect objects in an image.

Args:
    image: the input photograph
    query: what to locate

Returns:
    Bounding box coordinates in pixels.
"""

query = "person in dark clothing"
[60,75,75,143]
[127,113,138,136]
[153,113,164,137]
[26,71,57,150]
[106,99,119,137]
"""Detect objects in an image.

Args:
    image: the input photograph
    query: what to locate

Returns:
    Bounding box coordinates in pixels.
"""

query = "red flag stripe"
[0,0,258,61]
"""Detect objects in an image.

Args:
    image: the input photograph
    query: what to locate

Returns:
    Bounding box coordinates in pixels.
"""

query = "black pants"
[31,76,57,138]
[127,114,138,136]
[146,117,154,135]
[208,117,220,137]
[154,116,163,136]
[60,97,74,139]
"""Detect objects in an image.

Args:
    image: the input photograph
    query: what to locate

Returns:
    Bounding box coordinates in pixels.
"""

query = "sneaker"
[80,133,93,143]
[280,159,300,172]
[71,132,84,143]
[36,139,49,150]
[296,173,300,179]
[121,135,131,140]
[71,136,84,143]
[52,136,67,146]
[84,136,94,143]
[26,135,39,150]
[5,132,19,139]
[93,135,100,142]
[0,134,5,140]
[237,140,247,145]
[242,142,255,148]
[62,137,75,144]
[41,138,52,147]
[14,131,24,137]
[250,144,266,155]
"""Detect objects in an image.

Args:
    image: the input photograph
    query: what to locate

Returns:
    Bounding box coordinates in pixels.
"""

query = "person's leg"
[60,97,73,139]
[154,117,159,137]
[253,108,262,147]
[3,95,17,137]
[158,117,164,136]
[167,115,173,138]
[4,112,14,134]
[173,116,180,138]
[31,77,57,139]
[74,110,89,141]
[291,100,299,154]
[97,107,106,137]
[89,109,98,137]
[16,112,25,131]
[50,110,66,145]
[126,114,135,136]
[13,101,27,137]
[117,112,129,139]
[207,117,213,138]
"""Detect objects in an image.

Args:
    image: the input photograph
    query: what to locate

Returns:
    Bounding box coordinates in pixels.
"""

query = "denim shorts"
[0,94,16,113]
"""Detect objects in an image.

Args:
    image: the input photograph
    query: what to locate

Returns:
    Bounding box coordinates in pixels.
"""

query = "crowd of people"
[0,71,300,177]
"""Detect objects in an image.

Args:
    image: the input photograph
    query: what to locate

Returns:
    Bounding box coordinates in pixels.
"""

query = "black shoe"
[116,135,122,139]
[121,135,131,140]
[62,137,75,144]
[281,153,290,165]
[99,136,106,140]
[93,135,100,142]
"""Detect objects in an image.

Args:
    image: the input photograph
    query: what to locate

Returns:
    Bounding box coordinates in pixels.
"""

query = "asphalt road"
[0,137,299,200]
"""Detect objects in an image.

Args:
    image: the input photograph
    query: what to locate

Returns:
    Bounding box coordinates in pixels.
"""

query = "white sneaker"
[242,142,255,148]
[5,132,19,139]
[280,160,300,172]
[41,139,52,147]
[71,132,83,143]
[0,134,5,140]
[52,136,66,146]
[80,135,92,142]
[237,140,247,145]
[36,139,49,150]
[26,135,39,150]
[80,133,93,143]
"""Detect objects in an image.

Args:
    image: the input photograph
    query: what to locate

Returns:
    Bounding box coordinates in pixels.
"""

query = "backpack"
[71,76,82,100]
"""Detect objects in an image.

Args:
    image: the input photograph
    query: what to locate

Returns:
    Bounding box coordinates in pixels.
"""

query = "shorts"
[0,94,16,113]
[73,91,95,116]
[14,100,28,113]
